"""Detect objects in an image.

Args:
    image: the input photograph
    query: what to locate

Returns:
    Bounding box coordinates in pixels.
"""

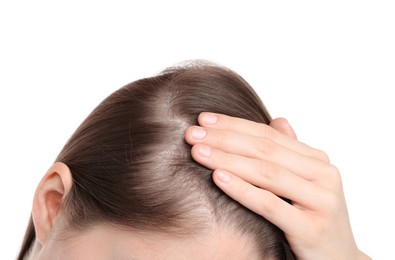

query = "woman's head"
[19,62,293,259]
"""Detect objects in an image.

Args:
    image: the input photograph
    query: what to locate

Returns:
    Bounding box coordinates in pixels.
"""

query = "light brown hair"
[18,62,294,259]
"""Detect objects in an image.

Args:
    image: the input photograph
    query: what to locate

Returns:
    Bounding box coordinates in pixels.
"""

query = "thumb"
[270,118,297,140]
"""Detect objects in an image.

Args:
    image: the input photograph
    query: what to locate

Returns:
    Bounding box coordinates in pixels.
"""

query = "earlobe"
[32,162,73,245]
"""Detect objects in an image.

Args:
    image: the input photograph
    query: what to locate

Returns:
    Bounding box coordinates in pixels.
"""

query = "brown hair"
[18,62,294,259]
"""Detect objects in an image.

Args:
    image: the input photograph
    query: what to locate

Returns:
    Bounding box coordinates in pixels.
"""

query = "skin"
[27,162,261,260]
[184,112,371,260]
[29,223,259,259]
[28,113,370,259]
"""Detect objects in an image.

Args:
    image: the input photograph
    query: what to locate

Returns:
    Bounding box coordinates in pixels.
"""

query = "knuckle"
[316,149,331,163]
[330,165,343,186]
[258,193,281,215]
[238,182,251,198]
[258,161,282,181]
[260,124,276,139]
[323,164,342,186]
[256,138,277,157]
[321,191,341,214]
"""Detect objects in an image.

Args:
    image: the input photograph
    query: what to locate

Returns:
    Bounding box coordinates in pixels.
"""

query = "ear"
[32,162,73,245]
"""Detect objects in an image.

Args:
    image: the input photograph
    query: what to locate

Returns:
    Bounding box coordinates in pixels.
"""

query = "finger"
[191,142,332,184]
[196,112,329,163]
[186,126,294,161]
[187,127,331,181]
[203,141,325,207]
[269,117,297,140]
[212,169,310,236]
[185,125,328,166]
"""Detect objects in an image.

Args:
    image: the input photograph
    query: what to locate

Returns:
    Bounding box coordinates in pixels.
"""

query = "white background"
[1,1,394,259]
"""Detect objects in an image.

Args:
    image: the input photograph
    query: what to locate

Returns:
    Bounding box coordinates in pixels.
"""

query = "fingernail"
[191,127,207,140]
[217,170,231,183]
[198,145,212,157]
[202,113,218,125]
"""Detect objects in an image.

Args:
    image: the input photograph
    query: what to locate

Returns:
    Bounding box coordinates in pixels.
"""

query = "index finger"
[197,112,329,162]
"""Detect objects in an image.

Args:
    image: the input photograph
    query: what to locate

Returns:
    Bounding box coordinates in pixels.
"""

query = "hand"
[185,113,370,260]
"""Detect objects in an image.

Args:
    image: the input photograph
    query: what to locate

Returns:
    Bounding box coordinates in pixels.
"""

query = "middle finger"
[186,127,330,181]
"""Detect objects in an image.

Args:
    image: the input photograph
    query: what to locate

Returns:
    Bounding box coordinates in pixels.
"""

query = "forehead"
[53,224,259,260]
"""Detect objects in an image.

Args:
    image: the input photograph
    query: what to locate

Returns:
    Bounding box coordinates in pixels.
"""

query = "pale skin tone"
[184,112,371,260]
[28,114,370,259]
[28,163,261,259]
